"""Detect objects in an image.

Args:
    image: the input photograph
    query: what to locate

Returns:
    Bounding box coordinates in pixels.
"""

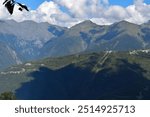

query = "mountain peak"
[20,20,37,24]
[81,20,94,24]
[78,20,97,26]
[71,20,98,30]
[112,20,139,28]
[116,20,132,25]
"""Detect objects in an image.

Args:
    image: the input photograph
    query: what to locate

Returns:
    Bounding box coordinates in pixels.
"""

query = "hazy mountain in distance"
[141,20,150,47]
[0,42,21,69]
[0,19,150,69]
[41,20,150,57]
[0,20,66,42]
[0,20,67,61]
[88,21,143,51]
[40,20,106,57]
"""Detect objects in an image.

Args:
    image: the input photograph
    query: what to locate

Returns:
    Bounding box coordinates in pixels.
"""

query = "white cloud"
[53,0,106,18]
[134,0,144,5]
[0,0,10,19]
[101,0,109,5]
[0,0,149,27]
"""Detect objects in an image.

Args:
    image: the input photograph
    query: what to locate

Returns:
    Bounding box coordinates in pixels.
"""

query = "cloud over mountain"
[0,0,149,27]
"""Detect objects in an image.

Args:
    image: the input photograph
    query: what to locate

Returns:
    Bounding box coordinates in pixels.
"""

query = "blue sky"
[1,0,149,27]
[16,0,46,9]
[110,0,149,6]
[109,0,133,6]
[16,0,150,9]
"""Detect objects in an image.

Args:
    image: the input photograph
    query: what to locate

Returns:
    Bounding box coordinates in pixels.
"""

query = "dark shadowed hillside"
[0,51,150,100]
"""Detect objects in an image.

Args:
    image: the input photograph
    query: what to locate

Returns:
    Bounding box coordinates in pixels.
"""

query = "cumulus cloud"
[126,0,150,24]
[134,0,144,5]
[0,0,150,27]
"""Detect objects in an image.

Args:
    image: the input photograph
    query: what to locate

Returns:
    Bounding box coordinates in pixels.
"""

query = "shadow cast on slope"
[15,60,150,100]
[16,65,94,100]
[87,59,150,99]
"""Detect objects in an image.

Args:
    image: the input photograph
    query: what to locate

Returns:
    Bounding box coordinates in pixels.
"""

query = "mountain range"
[0,19,150,100]
[0,19,150,69]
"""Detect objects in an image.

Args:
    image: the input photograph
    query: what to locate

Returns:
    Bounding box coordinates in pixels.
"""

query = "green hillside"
[0,51,150,99]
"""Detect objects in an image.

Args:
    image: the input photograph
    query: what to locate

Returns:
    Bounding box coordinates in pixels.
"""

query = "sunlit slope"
[0,51,150,99]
